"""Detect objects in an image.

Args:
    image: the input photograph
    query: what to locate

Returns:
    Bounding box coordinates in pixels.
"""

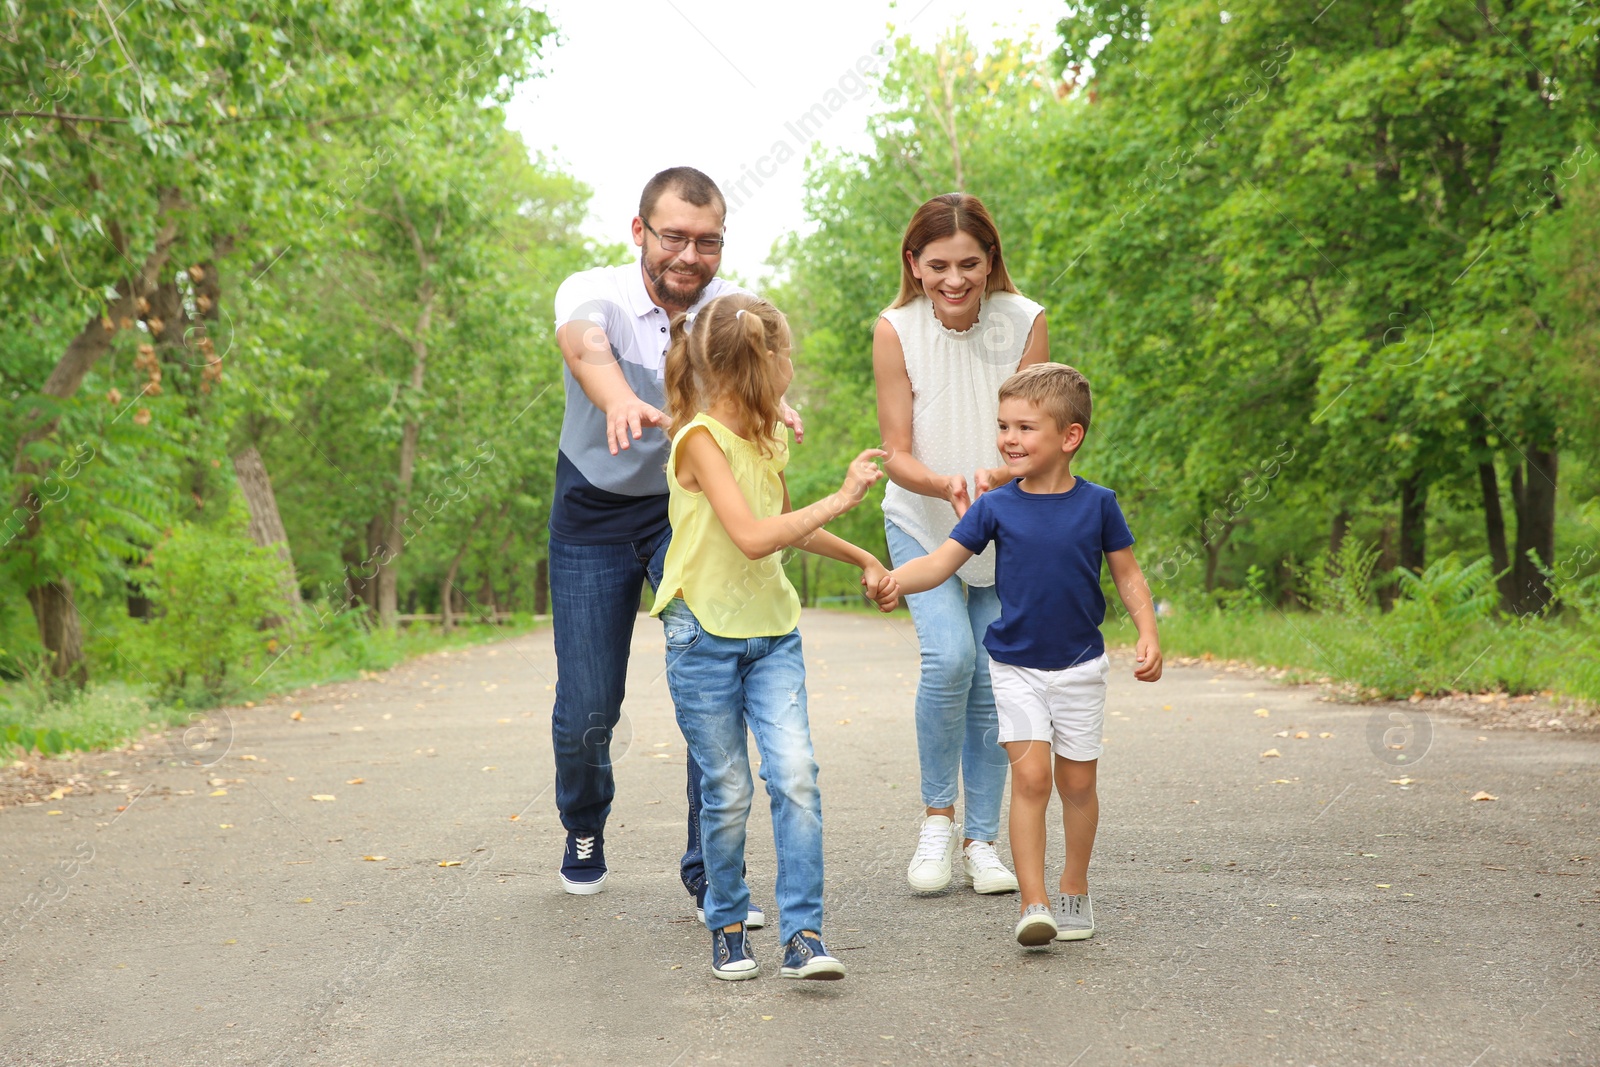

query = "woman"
[873,192,1048,894]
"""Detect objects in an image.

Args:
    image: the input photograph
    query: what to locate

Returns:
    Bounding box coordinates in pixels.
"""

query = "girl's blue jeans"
[884,519,1008,843]
[660,598,824,944]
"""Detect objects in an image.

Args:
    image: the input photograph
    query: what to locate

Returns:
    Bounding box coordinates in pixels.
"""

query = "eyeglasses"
[643,220,724,255]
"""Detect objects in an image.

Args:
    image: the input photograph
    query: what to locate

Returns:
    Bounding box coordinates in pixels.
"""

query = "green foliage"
[103,502,291,702]
[1295,539,1384,617]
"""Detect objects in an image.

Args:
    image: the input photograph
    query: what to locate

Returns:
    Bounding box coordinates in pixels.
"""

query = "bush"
[105,504,294,703]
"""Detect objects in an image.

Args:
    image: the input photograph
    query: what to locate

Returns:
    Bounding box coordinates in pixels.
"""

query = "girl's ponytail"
[663,310,697,440]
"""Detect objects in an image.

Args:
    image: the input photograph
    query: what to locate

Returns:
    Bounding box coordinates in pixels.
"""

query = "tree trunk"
[376,285,434,630]
[11,195,184,685]
[27,582,87,685]
[1510,445,1558,616]
[1477,453,1514,609]
[1329,509,1350,558]
[233,446,302,610]
[440,504,494,633]
[534,557,549,615]
[1399,475,1427,575]
[1376,519,1397,612]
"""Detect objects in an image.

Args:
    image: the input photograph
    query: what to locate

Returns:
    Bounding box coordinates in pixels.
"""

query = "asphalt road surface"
[2,609,1596,1066]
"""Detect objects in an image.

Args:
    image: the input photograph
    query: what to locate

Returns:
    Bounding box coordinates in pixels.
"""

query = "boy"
[879,362,1162,947]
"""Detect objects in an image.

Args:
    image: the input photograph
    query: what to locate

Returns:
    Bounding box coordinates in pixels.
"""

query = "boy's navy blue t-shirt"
[949,477,1135,670]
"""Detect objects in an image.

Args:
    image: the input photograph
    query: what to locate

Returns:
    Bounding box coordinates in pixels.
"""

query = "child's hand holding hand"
[839,449,887,506]
[860,560,898,613]
[1133,637,1163,682]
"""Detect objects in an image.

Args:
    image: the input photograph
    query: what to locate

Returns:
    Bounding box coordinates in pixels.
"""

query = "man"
[549,167,798,921]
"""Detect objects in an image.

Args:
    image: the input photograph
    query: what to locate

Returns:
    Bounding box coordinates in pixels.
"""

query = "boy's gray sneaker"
[1053,892,1095,941]
[1014,903,1058,947]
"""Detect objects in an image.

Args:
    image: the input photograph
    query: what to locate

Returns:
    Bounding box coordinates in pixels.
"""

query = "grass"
[1,614,545,759]
[1104,605,1600,708]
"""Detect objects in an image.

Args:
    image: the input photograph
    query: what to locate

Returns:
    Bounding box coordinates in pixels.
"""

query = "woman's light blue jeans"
[660,598,824,944]
[885,519,1007,843]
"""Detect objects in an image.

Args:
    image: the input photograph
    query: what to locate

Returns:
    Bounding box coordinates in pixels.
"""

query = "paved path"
[2,609,1597,1066]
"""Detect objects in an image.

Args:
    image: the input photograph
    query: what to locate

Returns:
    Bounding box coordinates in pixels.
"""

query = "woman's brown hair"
[891,192,1020,309]
[663,293,791,457]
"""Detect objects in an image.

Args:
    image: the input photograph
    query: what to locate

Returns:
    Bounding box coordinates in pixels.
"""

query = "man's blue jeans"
[661,598,823,943]
[885,519,1007,843]
[549,530,704,891]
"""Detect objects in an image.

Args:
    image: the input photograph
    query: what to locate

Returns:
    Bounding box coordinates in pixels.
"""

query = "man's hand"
[1133,636,1164,682]
[605,398,671,455]
[780,399,805,444]
[943,473,971,518]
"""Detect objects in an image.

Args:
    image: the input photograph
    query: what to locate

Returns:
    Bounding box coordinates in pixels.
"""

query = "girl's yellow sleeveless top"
[649,413,802,639]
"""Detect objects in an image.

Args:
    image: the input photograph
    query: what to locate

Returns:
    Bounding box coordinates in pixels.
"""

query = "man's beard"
[644,249,712,309]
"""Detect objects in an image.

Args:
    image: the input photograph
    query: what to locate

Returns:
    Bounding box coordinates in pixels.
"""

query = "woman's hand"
[942,473,971,518]
[974,466,1012,499]
[838,449,887,506]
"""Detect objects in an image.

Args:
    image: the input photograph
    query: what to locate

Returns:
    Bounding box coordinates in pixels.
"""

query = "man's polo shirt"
[549,262,743,544]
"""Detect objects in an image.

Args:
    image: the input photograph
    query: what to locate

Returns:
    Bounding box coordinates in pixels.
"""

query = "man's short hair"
[639,167,726,222]
[999,363,1092,436]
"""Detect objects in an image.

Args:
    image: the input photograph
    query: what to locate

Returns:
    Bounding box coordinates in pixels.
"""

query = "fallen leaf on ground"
[1254,709,1270,718]
[311,794,336,802]
[1271,779,1292,784]
[297,898,313,904]
[363,855,387,862]
[209,789,227,797]
[239,754,259,761]
[1471,791,1499,802]
[1319,732,1334,739]
[46,810,62,815]
[1273,730,1289,738]
[1375,883,1391,889]
[439,860,461,867]
[46,787,69,800]
[219,823,233,829]
[1294,731,1309,739]
[290,711,303,721]
[346,778,364,785]
[1260,748,1281,758]
[1390,777,1416,785]
[508,814,519,821]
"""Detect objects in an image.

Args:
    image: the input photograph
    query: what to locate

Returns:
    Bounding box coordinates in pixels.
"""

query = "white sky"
[505,0,1069,283]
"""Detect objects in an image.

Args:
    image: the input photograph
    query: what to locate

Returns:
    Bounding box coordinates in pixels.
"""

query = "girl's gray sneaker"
[1053,892,1095,941]
[1014,903,1058,947]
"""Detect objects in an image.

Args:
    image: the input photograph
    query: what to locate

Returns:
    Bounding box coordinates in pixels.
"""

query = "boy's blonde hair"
[663,293,791,457]
[998,363,1092,437]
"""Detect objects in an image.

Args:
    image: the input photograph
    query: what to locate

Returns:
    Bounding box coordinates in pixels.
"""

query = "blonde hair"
[999,363,1092,436]
[664,293,791,457]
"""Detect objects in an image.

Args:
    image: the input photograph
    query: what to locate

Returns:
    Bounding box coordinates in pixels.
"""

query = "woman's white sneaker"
[962,840,1019,894]
[906,815,958,892]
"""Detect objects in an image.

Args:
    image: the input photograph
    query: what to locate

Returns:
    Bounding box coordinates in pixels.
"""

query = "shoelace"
[574,835,596,861]
[966,842,1004,871]
[913,823,952,862]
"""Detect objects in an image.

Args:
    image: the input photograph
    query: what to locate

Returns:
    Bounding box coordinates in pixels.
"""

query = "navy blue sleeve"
[1101,489,1135,552]
[950,493,996,554]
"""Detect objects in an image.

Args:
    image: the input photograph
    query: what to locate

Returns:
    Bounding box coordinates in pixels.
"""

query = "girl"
[650,292,896,982]
[872,192,1049,896]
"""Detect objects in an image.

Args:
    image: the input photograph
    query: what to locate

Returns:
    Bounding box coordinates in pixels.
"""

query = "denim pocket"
[662,603,701,653]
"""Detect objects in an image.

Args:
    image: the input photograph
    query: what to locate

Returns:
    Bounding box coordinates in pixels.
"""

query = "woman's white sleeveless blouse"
[880,290,1045,587]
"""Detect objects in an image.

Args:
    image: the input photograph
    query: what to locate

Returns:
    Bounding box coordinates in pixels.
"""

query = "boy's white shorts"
[990,654,1110,761]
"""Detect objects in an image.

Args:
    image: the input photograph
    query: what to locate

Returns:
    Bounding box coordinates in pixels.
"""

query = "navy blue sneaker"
[693,879,767,929]
[779,931,845,981]
[559,831,607,895]
[711,925,759,981]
